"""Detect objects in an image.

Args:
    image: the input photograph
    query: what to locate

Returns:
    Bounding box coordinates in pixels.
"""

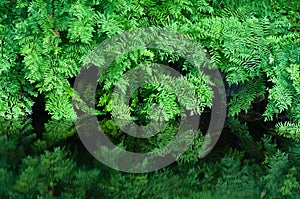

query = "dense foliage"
[0,0,299,198]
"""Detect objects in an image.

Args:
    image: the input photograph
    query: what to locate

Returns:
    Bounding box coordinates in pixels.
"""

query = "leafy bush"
[0,0,299,198]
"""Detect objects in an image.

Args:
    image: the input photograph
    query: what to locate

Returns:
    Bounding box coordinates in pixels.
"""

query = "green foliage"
[12,147,102,198]
[1,0,299,127]
[0,168,14,197]
[0,0,94,119]
[214,154,259,198]
[276,122,300,141]
[1,0,300,198]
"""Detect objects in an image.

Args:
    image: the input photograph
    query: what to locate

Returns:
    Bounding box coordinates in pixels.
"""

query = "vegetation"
[0,0,299,198]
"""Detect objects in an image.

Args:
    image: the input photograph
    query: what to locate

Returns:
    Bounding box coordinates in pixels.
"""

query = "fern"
[276,122,300,141]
